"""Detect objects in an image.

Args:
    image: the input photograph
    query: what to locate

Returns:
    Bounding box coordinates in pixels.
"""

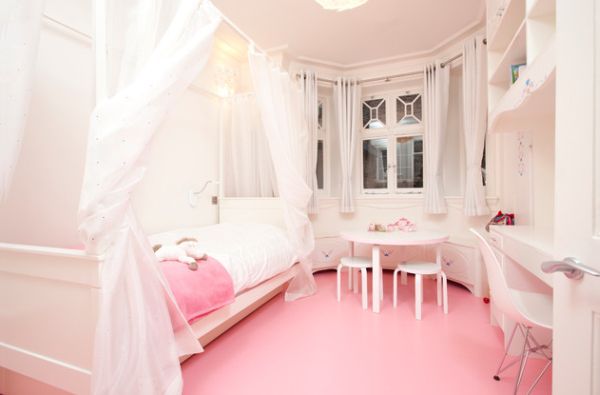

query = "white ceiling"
[212,0,485,67]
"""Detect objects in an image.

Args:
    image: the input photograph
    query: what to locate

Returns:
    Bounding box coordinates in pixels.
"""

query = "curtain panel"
[423,61,450,214]
[0,0,43,201]
[222,93,276,197]
[300,70,319,214]
[248,50,317,301]
[462,35,490,216]
[334,77,360,213]
[78,1,221,393]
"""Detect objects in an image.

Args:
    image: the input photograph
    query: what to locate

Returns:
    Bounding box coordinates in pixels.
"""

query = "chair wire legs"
[494,323,520,381]
[493,323,552,395]
[514,326,531,394]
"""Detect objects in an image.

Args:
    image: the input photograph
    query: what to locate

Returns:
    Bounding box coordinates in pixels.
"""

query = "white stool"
[392,261,448,320]
[337,257,373,310]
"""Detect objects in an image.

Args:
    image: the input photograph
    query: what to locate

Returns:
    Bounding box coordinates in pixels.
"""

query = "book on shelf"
[511,63,527,84]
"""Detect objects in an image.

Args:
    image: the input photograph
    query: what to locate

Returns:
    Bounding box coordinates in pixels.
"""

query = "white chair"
[471,229,552,395]
[337,257,383,310]
[392,261,448,319]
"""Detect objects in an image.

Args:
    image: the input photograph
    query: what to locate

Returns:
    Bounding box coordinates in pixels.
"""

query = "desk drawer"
[488,230,503,249]
[441,243,476,286]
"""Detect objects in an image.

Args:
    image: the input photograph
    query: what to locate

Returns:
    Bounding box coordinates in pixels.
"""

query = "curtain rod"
[212,4,266,55]
[305,37,487,85]
[44,6,266,54]
[43,14,92,40]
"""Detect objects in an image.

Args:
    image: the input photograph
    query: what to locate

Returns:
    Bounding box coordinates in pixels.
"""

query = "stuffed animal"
[176,237,208,261]
[152,237,208,271]
[153,244,198,270]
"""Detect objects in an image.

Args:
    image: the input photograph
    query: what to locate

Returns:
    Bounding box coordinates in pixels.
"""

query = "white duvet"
[149,223,296,294]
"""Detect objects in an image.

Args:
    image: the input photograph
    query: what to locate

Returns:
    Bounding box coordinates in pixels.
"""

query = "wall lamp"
[188,180,220,208]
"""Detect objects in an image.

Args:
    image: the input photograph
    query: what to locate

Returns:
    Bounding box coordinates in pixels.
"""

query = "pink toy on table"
[389,217,417,232]
[368,217,417,232]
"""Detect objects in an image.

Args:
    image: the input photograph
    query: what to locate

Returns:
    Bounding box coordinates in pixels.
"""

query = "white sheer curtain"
[222,93,275,197]
[423,61,450,214]
[248,49,317,301]
[300,70,319,214]
[78,1,221,394]
[0,0,43,201]
[462,35,489,216]
[334,77,360,213]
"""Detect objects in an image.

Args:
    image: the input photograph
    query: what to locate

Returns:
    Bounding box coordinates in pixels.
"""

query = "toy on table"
[368,217,417,232]
[485,211,515,232]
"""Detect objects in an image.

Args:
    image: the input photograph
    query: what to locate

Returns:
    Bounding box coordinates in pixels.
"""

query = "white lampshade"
[314,0,368,12]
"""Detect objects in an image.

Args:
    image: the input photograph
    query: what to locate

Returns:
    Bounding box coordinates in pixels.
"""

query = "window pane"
[481,140,486,186]
[362,98,386,129]
[396,136,423,189]
[317,140,324,189]
[396,94,422,125]
[363,138,388,189]
[318,101,323,129]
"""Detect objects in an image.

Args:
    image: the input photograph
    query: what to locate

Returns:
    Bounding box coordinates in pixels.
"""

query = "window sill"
[317,195,500,204]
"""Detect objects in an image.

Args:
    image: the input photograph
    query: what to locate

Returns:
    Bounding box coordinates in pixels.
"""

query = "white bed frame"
[0,198,293,394]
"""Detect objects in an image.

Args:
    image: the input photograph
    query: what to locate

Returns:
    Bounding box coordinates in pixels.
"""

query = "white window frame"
[360,88,424,195]
[316,96,330,196]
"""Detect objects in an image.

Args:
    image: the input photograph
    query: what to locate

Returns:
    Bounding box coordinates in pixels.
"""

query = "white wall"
[0,2,93,248]
[132,87,222,234]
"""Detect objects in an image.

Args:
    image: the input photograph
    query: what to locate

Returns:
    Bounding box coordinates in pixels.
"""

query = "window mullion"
[388,135,396,194]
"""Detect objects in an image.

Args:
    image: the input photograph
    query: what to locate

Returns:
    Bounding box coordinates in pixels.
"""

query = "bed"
[0,199,297,394]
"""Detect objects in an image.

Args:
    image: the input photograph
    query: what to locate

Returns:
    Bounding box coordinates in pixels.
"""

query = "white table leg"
[415,274,423,320]
[372,245,381,313]
[401,265,408,285]
[436,244,442,306]
[348,241,354,291]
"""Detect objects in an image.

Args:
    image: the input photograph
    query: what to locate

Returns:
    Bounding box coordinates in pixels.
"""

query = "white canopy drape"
[334,77,360,213]
[423,61,450,214]
[0,0,43,201]
[300,70,319,214]
[222,93,276,197]
[78,1,221,393]
[462,35,489,216]
[248,50,317,301]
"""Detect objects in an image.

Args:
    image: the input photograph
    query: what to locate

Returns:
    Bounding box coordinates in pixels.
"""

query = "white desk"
[489,226,554,287]
[340,230,449,313]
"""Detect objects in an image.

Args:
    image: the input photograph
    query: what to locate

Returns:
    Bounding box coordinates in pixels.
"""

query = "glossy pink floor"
[182,271,552,395]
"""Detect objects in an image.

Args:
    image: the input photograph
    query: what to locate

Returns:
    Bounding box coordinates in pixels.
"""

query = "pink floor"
[182,271,552,395]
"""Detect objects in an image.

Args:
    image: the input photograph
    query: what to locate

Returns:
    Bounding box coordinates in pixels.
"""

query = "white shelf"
[489,20,527,85]
[489,0,526,52]
[489,36,555,133]
[527,0,555,18]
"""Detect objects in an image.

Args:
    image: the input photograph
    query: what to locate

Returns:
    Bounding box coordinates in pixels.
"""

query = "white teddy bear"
[153,237,207,271]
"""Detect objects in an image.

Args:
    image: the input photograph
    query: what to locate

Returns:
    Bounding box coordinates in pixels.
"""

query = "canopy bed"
[0,0,316,394]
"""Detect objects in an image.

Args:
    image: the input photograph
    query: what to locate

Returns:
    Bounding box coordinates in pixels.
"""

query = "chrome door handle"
[542,257,600,280]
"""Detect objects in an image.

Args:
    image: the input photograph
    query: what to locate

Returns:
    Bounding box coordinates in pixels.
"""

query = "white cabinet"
[311,236,487,297]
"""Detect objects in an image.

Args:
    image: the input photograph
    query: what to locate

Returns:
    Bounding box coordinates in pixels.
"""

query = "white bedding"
[149,223,296,294]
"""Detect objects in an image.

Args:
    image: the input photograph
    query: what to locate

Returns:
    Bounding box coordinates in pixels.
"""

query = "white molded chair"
[392,261,448,319]
[471,229,552,394]
[337,257,382,310]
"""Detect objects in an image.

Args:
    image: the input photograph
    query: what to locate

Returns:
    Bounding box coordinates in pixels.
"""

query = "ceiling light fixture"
[314,0,368,12]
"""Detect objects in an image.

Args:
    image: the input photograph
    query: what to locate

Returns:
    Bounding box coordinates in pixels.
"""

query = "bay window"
[361,90,424,194]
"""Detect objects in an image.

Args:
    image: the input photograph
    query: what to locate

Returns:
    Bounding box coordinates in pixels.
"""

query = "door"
[553,0,600,393]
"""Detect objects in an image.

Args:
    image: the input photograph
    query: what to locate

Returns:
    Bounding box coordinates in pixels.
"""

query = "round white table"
[340,229,449,313]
